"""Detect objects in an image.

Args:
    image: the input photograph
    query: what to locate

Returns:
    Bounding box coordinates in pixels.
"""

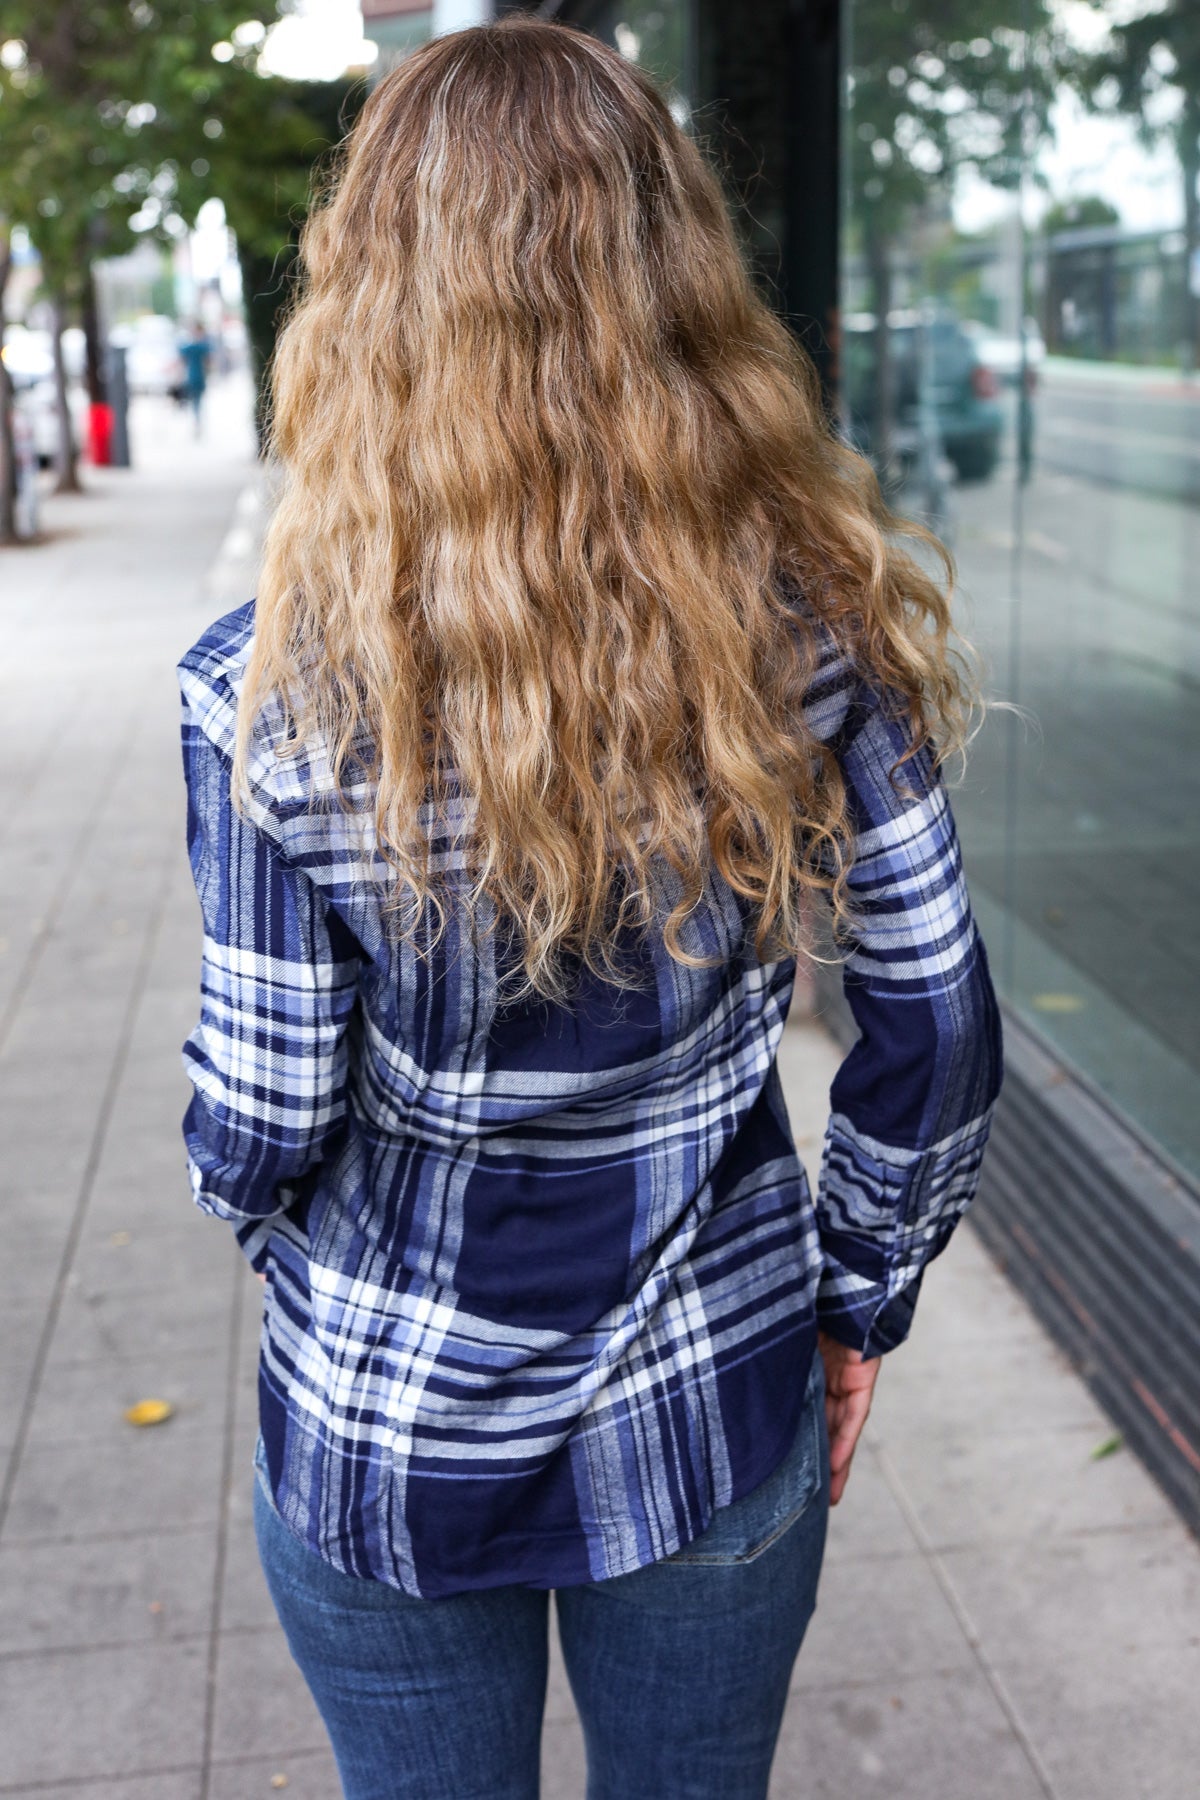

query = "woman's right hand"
[817,1330,882,1505]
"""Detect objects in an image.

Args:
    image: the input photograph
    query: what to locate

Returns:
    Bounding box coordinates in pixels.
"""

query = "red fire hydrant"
[87,402,114,467]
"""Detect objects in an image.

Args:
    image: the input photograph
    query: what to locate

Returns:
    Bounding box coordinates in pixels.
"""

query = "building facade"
[362,0,1200,1535]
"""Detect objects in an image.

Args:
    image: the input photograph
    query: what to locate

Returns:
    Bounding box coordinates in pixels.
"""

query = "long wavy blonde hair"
[238,15,979,1001]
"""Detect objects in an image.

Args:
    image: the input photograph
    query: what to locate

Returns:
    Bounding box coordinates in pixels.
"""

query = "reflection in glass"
[843,0,1200,1178]
[592,2,694,119]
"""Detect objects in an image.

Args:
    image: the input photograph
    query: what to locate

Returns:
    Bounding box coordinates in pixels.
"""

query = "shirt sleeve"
[179,691,362,1273]
[813,678,1004,1359]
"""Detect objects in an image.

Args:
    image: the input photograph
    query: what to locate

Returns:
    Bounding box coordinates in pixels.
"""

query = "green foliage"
[1040,195,1121,235]
[1071,1,1200,159]
[0,3,353,296]
[1070,1,1200,363]
[229,74,365,447]
[0,3,362,433]
[846,0,1066,236]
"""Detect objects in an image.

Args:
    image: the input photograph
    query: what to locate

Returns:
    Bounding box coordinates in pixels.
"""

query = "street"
[1036,363,1200,507]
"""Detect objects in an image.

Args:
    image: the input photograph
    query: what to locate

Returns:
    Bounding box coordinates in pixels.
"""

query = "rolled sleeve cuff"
[816,1261,925,1360]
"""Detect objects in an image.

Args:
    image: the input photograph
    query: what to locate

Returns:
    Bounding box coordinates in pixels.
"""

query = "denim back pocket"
[666,1352,826,1567]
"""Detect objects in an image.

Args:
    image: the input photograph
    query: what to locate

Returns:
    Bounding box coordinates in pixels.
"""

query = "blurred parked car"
[2,325,87,467]
[2,325,53,387]
[843,306,1006,483]
[1,323,86,385]
[961,317,1045,390]
[17,381,89,468]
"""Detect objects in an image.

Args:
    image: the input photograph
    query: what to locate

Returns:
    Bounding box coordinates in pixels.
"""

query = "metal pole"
[107,344,131,469]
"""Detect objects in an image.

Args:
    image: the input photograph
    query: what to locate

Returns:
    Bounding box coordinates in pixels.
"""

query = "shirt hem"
[254,1329,820,1600]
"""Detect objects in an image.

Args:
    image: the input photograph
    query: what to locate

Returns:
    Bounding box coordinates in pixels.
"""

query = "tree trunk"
[0,227,17,545]
[50,300,81,495]
[81,262,107,406]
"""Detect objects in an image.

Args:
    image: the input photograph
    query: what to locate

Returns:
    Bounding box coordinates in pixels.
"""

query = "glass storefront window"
[841,0,1200,1179]
[587,2,695,119]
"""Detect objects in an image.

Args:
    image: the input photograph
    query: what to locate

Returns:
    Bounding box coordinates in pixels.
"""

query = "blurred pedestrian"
[177,19,1002,1800]
[175,318,210,435]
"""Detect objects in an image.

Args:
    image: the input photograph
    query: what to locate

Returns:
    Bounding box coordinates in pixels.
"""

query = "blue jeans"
[252,1351,829,1800]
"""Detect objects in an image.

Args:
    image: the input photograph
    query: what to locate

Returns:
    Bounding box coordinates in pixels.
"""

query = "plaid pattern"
[179,602,1002,1598]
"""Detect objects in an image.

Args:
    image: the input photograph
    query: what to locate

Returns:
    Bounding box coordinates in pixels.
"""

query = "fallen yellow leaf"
[124,1398,174,1427]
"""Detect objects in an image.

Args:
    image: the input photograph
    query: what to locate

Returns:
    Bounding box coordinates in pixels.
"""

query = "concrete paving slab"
[230,1395,263,1481]
[3,1427,228,1543]
[0,1773,202,1800]
[0,1524,217,1654]
[218,1494,279,1636]
[206,1750,341,1800]
[233,1291,262,1366]
[5,843,171,977]
[123,998,204,1072]
[790,1549,979,1690]
[69,1219,236,1295]
[0,1125,98,1203]
[770,1666,1051,1800]
[540,1715,588,1798]
[208,1627,331,1766]
[866,1329,1113,1440]
[983,1639,1200,1800]
[0,1220,65,1304]
[86,1055,194,1127]
[97,1029,194,1129]
[774,1022,835,1171]
[545,1597,579,1725]
[2,996,140,1066]
[46,1276,234,1368]
[21,1347,229,1450]
[0,1304,48,1446]
[938,1521,1200,1660]
[884,1225,1056,1350]
[0,1081,106,1183]
[85,1163,213,1240]
[0,1638,208,1786]
[876,1421,1179,1550]
[821,1440,923,1565]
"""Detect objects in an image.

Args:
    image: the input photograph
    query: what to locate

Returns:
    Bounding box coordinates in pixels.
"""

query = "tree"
[844,0,1064,469]
[1040,195,1121,235]
[157,65,365,449]
[1072,1,1200,373]
[0,87,146,490]
[0,3,351,504]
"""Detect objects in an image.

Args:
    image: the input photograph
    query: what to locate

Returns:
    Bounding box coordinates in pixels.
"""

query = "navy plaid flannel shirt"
[179,600,1002,1598]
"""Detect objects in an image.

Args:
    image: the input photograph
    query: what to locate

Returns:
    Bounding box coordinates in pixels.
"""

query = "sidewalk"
[0,385,1196,1798]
